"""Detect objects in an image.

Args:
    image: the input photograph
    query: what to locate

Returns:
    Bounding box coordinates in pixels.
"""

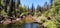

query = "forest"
[0,0,60,28]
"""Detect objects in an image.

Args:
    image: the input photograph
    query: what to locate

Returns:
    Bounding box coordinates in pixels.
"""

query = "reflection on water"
[32,23,38,28]
[22,23,38,28]
[0,23,38,28]
[25,23,31,28]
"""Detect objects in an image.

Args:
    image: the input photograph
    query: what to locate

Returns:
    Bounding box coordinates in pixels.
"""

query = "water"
[0,23,38,28]
[32,23,38,28]
[24,23,38,28]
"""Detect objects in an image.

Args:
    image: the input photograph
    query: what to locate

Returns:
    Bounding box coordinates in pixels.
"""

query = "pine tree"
[50,0,54,6]
[36,5,41,12]
[49,0,54,9]
[27,6,30,12]
[16,0,21,9]
[32,3,35,12]
[4,0,10,12]
[31,3,35,15]
[44,2,48,11]
[0,0,2,12]
[8,0,14,17]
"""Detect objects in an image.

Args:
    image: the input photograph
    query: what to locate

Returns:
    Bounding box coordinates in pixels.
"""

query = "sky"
[21,0,50,8]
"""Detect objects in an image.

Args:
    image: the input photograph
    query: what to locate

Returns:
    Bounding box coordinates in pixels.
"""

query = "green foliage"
[0,0,60,28]
[0,9,8,17]
[43,0,60,28]
[43,20,57,28]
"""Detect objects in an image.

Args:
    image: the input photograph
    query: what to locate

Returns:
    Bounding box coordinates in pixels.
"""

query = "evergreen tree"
[31,3,35,15]
[36,5,41,12]
[0,0,2,12]
[4,0,10,12]
[43,2,48,11]
[50,0,54,8]
[8,0,14,17]
[16,0,21,9]
[27,6,30,12]
[50,0,54,6]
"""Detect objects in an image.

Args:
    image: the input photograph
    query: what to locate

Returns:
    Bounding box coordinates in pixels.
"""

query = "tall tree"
[32,3,35,12]
[44,2,48,11]
[0,0,2,12]
[50,0,54,6]
[16,0,21,9]
[4,0,10,12]
[31,3,35,15]
[36,5,41,12]
[50,0,54,8]
[8,0,14,17]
